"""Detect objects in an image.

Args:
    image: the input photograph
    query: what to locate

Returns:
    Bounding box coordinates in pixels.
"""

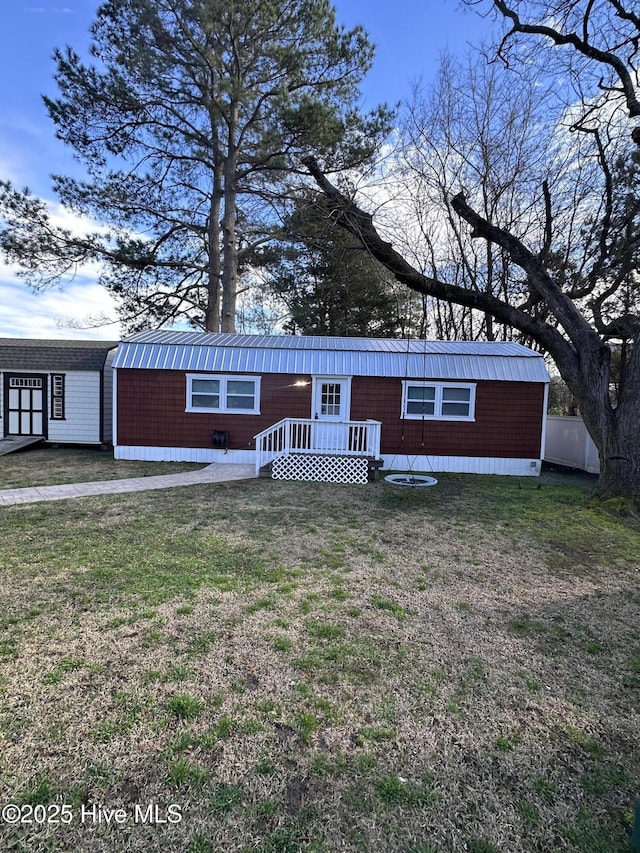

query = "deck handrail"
[254,418,381,475]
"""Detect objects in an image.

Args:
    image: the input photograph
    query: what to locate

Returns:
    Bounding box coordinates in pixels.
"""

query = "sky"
[0,1,493,340]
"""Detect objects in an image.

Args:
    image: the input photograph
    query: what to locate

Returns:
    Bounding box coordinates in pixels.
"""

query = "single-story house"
[0,339,118,446]
[112,331,549,478]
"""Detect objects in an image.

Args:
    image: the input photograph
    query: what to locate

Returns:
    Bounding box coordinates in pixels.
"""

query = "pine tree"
[0,0,392,331]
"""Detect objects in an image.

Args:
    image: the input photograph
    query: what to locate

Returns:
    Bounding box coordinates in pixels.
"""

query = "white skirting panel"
[114,445,255,464]
[272,454,368,484]
[381,454,542,477]
[115,445,541,476]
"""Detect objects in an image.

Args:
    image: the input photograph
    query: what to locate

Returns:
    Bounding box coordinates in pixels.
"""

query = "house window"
[402,381,476,421]
[51,374,65,420]
[186,374,261,414]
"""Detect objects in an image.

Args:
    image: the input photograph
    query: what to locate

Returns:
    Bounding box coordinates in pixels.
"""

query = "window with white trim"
[401,381,476,421]
[186,374,261,414]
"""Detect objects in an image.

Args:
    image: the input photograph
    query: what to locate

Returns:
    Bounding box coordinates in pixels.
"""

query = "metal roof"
[112,332,549,383]
[0,339,119,372]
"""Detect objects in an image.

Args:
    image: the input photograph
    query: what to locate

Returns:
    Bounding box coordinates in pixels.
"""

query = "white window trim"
[401,381,476,422]
[186,373,261,415]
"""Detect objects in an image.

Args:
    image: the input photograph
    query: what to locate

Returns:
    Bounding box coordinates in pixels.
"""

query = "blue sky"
[0,1,491,340]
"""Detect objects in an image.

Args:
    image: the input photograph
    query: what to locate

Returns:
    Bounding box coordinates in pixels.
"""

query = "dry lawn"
[0,446,204,489]
[0,449,638,853]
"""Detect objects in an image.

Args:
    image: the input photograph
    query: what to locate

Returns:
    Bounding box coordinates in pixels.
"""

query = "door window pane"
[321,383,341,416]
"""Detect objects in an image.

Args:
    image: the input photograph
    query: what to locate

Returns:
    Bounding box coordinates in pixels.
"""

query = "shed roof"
[114,331,549,383]
[0,339,118,372]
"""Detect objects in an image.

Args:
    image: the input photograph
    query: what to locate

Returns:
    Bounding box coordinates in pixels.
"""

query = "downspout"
[539,379,550,468]
[112,368,118,451]
[99,368,104,444]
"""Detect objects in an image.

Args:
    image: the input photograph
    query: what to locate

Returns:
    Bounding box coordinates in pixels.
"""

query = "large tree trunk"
[579,394,640,496]
[204,121,225,332]
[597,410,640,495]
[596,351,640,496]
[205,190,222,332]
[220,118,239,334]
[561,338,640,496]
[220,177,238,333]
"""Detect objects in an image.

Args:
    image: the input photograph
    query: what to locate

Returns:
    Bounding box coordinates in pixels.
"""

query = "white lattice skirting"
[272,454,368,484]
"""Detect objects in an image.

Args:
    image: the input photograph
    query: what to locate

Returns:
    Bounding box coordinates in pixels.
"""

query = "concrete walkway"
[0,463,256,506]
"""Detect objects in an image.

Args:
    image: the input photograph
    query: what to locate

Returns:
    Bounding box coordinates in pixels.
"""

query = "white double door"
[6,375,46,436]
[310,376,352,452]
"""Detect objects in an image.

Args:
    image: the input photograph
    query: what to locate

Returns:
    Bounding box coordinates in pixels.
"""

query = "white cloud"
[25,7,73,13]
[47,201,112,238]
[0,276,121,340]
[0,153,119,339]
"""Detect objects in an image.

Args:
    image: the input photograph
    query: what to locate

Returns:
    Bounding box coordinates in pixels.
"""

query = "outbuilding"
[112,331,549,480]
[0,339,118,447]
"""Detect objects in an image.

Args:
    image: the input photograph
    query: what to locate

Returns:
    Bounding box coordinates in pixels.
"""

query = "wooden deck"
[254,418,382,476]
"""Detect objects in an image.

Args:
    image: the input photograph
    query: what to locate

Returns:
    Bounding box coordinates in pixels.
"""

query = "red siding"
[350,376,544,458]
[117,370,313,450]
[117,369,545,458]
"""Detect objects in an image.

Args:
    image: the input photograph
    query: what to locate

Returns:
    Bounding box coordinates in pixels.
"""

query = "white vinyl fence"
[544,416,600,474]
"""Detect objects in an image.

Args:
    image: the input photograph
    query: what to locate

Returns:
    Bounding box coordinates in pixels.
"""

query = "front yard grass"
[0,456,638,852]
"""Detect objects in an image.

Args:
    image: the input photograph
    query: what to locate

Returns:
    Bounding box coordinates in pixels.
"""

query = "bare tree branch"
[303,156,578,368]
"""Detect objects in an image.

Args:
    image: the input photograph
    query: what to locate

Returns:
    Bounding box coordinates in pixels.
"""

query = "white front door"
[311,376,351,422]
[311,376,352,452]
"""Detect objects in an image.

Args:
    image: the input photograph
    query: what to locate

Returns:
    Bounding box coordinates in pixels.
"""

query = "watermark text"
[1,802,182,827]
